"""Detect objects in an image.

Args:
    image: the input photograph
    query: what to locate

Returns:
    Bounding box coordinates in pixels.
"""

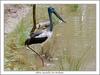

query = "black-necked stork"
[25,7,65,66]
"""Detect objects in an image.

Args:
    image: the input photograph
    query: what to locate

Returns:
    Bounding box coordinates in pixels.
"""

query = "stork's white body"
[35,30,52,38]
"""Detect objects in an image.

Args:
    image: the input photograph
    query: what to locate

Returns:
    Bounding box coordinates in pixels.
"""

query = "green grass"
[5,5,82,71]
[70,4,79,12]
[4,4,96,71]
[4,11,34,71]
[15,19,29,46]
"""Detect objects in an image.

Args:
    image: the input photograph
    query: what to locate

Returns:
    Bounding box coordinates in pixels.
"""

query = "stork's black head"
[48,7,55,13]
[48,7,66,23]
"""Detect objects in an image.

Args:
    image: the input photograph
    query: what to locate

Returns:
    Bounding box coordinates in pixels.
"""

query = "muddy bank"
[4,4,31,34]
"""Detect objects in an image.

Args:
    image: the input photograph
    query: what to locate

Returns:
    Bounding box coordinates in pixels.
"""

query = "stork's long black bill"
[53,10,66,23]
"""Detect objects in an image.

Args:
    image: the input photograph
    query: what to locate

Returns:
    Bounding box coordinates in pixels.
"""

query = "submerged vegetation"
[4,4,96,71]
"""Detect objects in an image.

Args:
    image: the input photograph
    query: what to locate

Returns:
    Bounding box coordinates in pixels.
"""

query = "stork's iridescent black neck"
[48,7,65,31]
[25,7,65,45]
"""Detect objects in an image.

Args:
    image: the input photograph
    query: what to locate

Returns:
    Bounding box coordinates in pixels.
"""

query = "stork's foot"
[39,51,53,62]
[44,52,53,62]
[39,46,53,62]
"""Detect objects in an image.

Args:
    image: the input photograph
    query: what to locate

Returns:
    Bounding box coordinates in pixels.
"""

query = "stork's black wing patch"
[28,37,48,45]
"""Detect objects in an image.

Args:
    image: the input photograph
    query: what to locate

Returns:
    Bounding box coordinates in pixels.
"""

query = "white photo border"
[0,1,99,75]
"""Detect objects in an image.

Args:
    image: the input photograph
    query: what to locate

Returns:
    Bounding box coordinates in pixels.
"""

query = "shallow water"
[4,4,96,71]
